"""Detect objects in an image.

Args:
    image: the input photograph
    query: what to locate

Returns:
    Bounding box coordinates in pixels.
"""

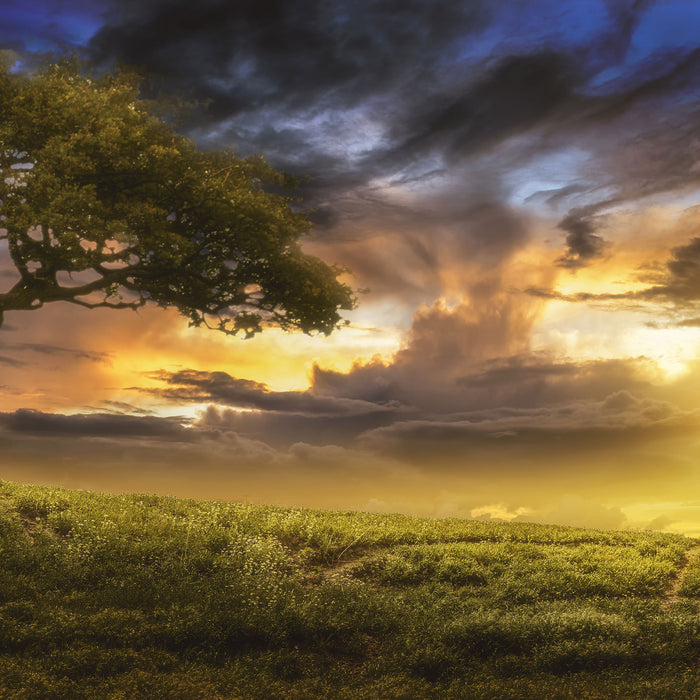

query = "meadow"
[1,480,700,698]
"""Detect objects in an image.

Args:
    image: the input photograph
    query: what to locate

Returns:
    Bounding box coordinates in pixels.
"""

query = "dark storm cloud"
[85,1,698,161]
[555,210,610,269]
[120,347,689,454]
[195,403,403,448]
[455,357,654,409]
[527,234,700,310]
[88,0,488,119]
[373,44,700,266]
[144,369,403,417]
[7,0,693,293]
[0,408,190,437]
[312,351,662,418]
[659,237,700,302]
[129,315,676,448]
[358,392,696,466]
[83,2,700,185]
[377,51,579,170]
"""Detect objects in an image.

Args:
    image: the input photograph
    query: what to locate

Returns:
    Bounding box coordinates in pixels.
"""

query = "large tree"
[0,59,354,336]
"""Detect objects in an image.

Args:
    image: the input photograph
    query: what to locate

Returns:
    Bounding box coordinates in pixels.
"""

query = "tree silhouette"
[0,59,354,337]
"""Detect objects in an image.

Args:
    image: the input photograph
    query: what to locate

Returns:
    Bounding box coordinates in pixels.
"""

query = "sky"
[3,0,700,534]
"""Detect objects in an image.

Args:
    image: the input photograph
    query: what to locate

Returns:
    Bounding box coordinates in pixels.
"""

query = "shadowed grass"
[0,480,699,698]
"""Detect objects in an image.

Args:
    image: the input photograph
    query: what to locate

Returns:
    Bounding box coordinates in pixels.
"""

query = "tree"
[0,59,354,337]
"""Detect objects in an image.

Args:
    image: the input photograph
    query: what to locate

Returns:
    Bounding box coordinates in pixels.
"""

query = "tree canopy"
[0,59,354,337]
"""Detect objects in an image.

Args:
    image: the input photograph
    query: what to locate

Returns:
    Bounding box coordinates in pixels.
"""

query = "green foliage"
[1,479,700,698]
[0,61,354,335]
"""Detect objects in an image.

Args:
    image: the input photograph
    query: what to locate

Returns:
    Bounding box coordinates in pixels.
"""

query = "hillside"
[1,480,700,698]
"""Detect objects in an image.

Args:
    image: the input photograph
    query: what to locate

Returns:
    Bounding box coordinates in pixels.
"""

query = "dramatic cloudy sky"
[3,0,700,534]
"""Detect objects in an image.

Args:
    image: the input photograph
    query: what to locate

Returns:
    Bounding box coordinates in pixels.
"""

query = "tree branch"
[50,266,139,300]
[0,264,140,316]
[67,297,147,311]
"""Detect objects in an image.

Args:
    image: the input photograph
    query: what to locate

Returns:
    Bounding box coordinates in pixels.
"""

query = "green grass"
[1,480,700,698]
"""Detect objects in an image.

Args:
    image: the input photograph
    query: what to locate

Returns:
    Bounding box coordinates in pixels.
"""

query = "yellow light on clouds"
[532,305,700,382]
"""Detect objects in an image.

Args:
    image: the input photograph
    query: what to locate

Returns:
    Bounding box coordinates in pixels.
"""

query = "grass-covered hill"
[2,481,700,699]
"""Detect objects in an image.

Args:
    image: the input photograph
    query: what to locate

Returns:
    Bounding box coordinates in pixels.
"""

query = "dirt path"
[662,544,700,609]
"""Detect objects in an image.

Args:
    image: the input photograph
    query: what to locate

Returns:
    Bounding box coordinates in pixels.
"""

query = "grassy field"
[2,480,700,698]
